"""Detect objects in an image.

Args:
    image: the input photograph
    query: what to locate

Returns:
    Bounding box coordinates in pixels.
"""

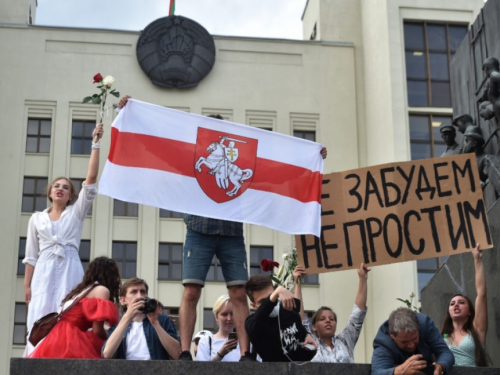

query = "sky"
[35,0,308,40]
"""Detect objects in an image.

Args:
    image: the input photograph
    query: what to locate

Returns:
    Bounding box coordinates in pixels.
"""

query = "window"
[409,114,454,160]
[22,177,48,212]
[249,246,274,276]
[114,199,138,217]
[13,303,27,345]
[159,209,184,219]
[26,118,51,153]
[70,178,92,215]
[71,120,95,155]
[417,256,448,300]
[203,308,216,333]
[404,22,467,107]
[112,241,137,278]
[18,238,26,275]
[293,131,316,142]
[79,240,91,271]
[158,243,183,280]
[303,273,319,284]
[206,256,225,282]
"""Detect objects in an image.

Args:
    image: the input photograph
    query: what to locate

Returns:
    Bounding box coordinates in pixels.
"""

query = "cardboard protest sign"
[296,154,493,274]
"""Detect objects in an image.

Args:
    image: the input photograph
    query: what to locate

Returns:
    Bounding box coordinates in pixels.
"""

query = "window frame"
[112,241,137,279]
[13,302,28,345]
[26,118,51,153]
[22,176,48,213]
[404,21,468,108]
[71,119,95,155]
[158,242,183,281]
[113,199,139,217]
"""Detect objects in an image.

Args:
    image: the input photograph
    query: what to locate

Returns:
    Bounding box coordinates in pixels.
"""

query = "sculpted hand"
[218,338,238,357]
[118,95,131,109]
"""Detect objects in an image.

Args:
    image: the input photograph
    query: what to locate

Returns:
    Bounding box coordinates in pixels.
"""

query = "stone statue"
[462,126,488,186]
[452,114,477,154]
[482,58,500,126]
[452,114,475,135]
[439,124,460,157]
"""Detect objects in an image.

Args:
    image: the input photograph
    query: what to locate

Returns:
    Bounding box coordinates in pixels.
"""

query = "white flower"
[102,75,115,88]
[409,291,415,298]
[282,253,288,260]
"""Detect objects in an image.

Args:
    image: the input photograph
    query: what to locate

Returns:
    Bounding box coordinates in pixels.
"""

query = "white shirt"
[196,336,241,362]
[23,182,97,266]
[126,322,151,360]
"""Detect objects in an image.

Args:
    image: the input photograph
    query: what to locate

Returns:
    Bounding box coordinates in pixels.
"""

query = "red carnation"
[261,259,279,272]
[93,73,103,83]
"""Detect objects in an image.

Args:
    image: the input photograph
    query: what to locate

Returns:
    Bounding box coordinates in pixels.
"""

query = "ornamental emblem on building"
[136,16,216,88]
[194,127,257,203]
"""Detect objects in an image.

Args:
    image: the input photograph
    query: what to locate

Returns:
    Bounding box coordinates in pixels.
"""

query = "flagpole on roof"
[169,0,175,16]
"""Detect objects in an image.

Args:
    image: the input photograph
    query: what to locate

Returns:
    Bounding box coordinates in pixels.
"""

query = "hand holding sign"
[296,154,493,275]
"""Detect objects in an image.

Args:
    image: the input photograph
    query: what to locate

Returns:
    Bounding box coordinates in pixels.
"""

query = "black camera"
[139,297,158,314]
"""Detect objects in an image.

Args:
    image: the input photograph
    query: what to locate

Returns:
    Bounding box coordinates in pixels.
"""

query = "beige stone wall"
[0,0,485,372]
[0,21,357,372]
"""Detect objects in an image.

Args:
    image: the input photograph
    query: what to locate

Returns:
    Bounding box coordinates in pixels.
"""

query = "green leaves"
[82,96,92,103]
[92,97,102,104]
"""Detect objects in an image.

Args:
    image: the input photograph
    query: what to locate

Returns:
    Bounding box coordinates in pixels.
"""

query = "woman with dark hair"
[29,257,121,358]
[23,124,104,355]
[441,243,490,367]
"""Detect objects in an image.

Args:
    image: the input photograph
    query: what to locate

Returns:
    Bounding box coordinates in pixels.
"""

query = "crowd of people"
[21,96,492,372]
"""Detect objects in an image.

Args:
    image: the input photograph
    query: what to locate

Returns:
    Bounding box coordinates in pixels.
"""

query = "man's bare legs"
[228,285,250,355]
[179,283,202,354]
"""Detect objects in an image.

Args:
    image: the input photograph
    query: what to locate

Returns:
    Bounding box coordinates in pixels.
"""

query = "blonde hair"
[212,295,231,317]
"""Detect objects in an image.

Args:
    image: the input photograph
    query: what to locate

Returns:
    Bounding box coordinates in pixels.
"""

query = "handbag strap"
[58,283,98,319]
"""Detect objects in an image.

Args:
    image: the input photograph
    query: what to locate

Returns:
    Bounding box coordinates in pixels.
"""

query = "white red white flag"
[99,99,324,236]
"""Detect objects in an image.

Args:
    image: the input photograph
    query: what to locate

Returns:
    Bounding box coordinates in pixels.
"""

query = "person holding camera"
[196,295,239,362]
[102,277,180,360]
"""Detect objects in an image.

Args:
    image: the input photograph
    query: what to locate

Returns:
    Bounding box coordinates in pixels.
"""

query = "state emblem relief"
[194,128,257,203]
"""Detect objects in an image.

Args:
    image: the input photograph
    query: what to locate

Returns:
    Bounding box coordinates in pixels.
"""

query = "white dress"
[23,183,97,354]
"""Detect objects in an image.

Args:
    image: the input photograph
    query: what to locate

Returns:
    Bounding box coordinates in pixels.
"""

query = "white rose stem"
[95,90,108,143]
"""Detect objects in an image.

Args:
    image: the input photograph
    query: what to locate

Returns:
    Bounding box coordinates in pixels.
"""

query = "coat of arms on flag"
[194,127,257,203]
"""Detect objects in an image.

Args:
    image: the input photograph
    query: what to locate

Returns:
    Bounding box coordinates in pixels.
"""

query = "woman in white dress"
[23,123,104,355]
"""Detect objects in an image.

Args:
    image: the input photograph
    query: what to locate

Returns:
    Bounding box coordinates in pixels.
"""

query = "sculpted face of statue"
[483,57,500,78]
[441,130,456,147]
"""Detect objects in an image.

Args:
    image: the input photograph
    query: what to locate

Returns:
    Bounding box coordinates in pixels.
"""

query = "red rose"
[261,259,279,272]
[93,73,103,83]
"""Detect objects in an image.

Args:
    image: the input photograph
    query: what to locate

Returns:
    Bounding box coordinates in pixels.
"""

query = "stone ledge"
[9,359,500,375]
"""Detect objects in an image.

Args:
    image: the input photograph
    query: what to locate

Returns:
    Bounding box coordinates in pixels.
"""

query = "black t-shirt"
[245,296,316,362]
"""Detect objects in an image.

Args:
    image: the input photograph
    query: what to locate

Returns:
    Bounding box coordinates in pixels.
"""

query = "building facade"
[0,0,482,372]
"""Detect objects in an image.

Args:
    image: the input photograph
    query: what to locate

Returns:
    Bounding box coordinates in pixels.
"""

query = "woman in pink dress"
[29,257,121,358]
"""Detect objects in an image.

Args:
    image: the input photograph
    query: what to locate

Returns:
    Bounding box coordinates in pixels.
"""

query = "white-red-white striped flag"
[99,99,324,236]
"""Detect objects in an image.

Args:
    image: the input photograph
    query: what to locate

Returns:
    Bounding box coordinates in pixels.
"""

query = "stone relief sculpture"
[439,124,460,157]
